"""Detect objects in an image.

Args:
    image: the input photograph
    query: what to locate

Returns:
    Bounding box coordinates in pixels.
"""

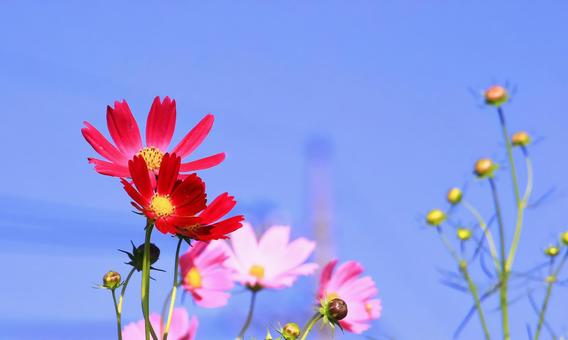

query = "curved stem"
[489,178,510,340]
[462,200,501,272]
[112,289,123,340]
[114,267,135,339]
[436,227,460,263]
[460,263,491,340]
[142,219,157,340]
[236,290,258,340]
[299,313,323,340]
[163,238,183,340]
[497,107,521,205]
[534,282,554,340]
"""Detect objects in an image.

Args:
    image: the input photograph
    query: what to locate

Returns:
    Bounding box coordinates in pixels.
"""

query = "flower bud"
[544,245,560,257]
[562,231,568,246]
[103,271,121,289]
[120,241,161,271]
[447,188,463,205]
[426,209,446,227]
[457,228,472,241]
[281,322,300,340]
[474,158,497,178]
[327,298,348,321]
[545,275,557,284]
[511,131,531,147]
[484,85,508,106]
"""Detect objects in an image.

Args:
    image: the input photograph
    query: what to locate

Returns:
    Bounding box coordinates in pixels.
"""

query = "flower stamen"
[185,267,202,288]
[150,195,174,217]
[137,146,164,171]
[249,264,265,279]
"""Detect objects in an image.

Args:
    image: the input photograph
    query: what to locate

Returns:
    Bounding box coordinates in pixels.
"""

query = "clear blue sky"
[1,1,568,339]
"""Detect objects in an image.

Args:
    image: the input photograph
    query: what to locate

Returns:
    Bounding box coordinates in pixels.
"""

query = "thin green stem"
[436,227,460,263]
[141,219,157,340]
[112,289,123,340]
[489,178,509,340]
[236,290,258,340]
[163,238,183,340]
[497,107,521,205]
[534,282,554,340]
[462,200,501,272]
[460,263,491,340]
[299,313,323,340]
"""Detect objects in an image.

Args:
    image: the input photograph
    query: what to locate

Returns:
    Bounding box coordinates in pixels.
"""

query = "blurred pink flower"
[122,307,198,340]
[179,241,234,308]
[318,260,382,334]
[221,222,318,289]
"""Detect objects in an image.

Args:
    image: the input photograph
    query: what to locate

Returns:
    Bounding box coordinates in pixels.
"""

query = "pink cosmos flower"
[82,96,225,178]
[318,260,382,334]
[221,222,318,289]
[122,307,198,340]
[179,241,234,308]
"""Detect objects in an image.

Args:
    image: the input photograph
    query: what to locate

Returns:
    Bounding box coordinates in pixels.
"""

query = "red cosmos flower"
[121,153,243,240]
[82,96,225,178]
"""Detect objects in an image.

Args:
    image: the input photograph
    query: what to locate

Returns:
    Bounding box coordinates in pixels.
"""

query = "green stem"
[460,262,491,340]
[462,200,501,272]
[118,268,136,313]
[534,282,554,340]
[436,227,460,263]
[142,219,157,340]
[163,238,183,340]
[489,178,510,340]
[299,313,323,340]
[497,107,521,205]
[112,289,122,340]
[236,290,258,340]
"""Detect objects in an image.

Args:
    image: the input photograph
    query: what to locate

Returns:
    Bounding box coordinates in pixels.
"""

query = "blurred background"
[1,1,568,339]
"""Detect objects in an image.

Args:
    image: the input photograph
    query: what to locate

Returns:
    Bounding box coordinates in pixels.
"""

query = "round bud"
[484,85,508,106]
[562,231,568,246]
[281,322,300,340]
[545,275,557,284]
[511,131,531,147]
[103,271,121,289]
[474,158,497,178]
[447,188,463,205]
[327,298,348,321]
[426,209,446,227]
[457,228,472,241]
[544,246,560,258]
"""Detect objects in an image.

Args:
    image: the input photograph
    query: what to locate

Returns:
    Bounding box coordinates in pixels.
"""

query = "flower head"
[545,245,560,258]
[562,231,568,246]
[318,260,381,334]
[426,209,446,227]
[447,188,463,205]
[102,271,121,289]
[512,131,531,147]
[474,158,497,178]
[179,241,234,308]
[457,228,472,241]
[122,308,198,340]
[221,223,318,290]
[82,96,225,178]
[484,85,508,106]
[121,153,243,239]
[281,322,300,340]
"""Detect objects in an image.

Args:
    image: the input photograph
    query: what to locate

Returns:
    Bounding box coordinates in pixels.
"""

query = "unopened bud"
[103,271,121,289]
[121,242,161,271]
[562,231,568,246]
[484,85,508,106]
[281,322,300,340]
[447,188,463,205]
[511,131,531,147]
[426,209,446,227]
[545,245,560,258]
[327,298,348,321]
[474,158,497,178]
[545,275,557,284]
[457,228,472,241]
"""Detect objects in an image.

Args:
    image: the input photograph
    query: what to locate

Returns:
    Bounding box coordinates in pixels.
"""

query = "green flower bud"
[281,322,300,340]
[120,241,161,271]
[457,228,472,241]
[545,245,560,257]
[103,271,121,289]
[426,209,446,227]
[511,131,531,147]
[447,188,463,205]
[561,231,568,246]
[474,158,497,178]
[545,275,557,284]
[484,85,509,106]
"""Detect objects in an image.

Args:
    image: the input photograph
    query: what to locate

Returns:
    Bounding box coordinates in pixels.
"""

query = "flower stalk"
[163,238,183,340]
[142,219,157,340]
[236,290,258,340]
[299,313,323,340]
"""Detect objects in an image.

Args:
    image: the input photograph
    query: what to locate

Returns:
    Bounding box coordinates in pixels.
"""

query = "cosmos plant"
[425,86,568,339]
[84,97,382,339]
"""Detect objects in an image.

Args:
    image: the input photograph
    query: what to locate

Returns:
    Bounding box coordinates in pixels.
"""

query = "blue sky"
[1,1,568,339]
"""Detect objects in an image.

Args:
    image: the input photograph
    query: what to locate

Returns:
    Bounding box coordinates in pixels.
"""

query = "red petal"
[203,215,244,240]
[88,158,130,177]
[157,153,180,196]
[128,156,153,199]
[121,178,149,208]
[179,153,226,172]
[172,114,214,158]
[170,174,207,214]
[146,96,176,151]
[199,193,236,224]
[106,100,142,157]
[82,122,127,164]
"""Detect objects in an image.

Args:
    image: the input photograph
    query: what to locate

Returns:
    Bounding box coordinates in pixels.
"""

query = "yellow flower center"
[249,265,265,279]
[185,267,202,288]
[150,195,174,217]
[326,292,339,301]
[137,146,164,171]
[365,302,373,315]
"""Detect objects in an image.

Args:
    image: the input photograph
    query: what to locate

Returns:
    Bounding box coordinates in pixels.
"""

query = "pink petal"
[258,226,290,259]
[146,96,176,151]
[193,288,231,308]
[172,114,214,158]
[82,122,127,164]
[227,223,259,272]
[179,153,226,172]
[106,100,143,157]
